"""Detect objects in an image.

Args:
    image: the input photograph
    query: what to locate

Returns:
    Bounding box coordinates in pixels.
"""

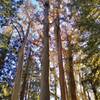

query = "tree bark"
[65,77,69,100]
[40,0,50,100]
[90,82,98,100]
[11,22,31,100]
[54,1,67,99]
[79,73,88,100]
[54,69,57,100]
[87,90,91,100]
[20,47,31,100]
[66,34,77,100]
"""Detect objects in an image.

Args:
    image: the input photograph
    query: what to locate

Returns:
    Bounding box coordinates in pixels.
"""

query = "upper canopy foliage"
[0,0,23,27]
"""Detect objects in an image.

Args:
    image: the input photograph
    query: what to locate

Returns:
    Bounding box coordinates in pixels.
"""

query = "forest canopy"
[0,0,100,100]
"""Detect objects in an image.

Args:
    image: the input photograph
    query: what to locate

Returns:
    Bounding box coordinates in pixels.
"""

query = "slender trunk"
[65,77,69,100]
[79,73,88,100]
[54,1,66,99]
[92,86,98,100]
[66,34,77,100]
[11,45,24,100]
[90,82,98,100]
[20,48,31,100]
[40,0,50,100]
[55,20,66,100]
[82,87,88,100]
[65,55,71,100]
[26,76,31,100]
[11,22,31,100]
[54,69,57,100]
[87,90,91,100]
[20,65,28,100]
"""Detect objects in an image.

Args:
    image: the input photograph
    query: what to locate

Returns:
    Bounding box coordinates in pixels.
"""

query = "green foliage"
[0,0,12,17]
[0,82,12,99]
[0,34,10,68]
[73,0,100,99]
[0,0,24,26]
[74,0,100,32]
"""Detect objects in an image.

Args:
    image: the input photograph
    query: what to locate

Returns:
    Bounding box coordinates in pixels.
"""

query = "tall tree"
[11,21,31,100]
[66,33,77,100]
[54,0,67,99]
[40,0,50,100]
[20,47,31,100]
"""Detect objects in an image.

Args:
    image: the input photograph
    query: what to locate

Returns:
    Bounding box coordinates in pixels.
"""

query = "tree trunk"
[87,90,91,100]
[79,73,88,100]
[11,22,31,100]
[54,1,67,99]
[65,77,69,100]
[66,34,77,100]
[90,82,98,100]
[40,0,50,100]
[11,45,24,100]
[54,69,57,100]
[20,48,31,100]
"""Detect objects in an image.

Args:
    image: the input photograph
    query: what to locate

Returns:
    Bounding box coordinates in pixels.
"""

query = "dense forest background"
[0,0,100,100]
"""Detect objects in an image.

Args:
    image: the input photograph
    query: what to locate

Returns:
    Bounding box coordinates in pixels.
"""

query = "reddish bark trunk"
[40,0,50,100]
[54,1,67,99]
[66,34,77,100]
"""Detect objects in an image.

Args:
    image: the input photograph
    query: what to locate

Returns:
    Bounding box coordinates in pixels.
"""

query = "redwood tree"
[54,0,67,99]
[66,33,77,100]
[40,0,50,100]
